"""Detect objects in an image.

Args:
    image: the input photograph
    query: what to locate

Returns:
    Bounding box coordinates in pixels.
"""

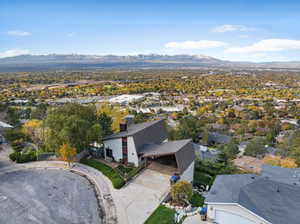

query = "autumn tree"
[58,143,77,167]
[263,155,297,168]
[171,180,193,205]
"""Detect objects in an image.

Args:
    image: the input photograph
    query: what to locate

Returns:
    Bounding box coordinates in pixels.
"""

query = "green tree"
[222,140,239,160]
[244,138,266,158]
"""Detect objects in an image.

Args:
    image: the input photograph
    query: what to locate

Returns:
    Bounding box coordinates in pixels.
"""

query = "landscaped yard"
[81,158,125,189]
[144,205,176,224]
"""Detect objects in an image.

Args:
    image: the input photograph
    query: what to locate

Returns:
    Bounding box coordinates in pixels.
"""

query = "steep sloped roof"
[103,119,167,141]
[140,139,195,174]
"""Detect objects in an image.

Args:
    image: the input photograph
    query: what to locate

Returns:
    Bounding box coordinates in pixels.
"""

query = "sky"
[1,0,300,62]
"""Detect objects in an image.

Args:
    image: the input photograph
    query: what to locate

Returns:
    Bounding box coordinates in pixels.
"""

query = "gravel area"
[0,169,103,224]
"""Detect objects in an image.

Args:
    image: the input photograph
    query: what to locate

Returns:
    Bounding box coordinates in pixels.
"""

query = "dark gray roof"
[140,139,192,156]
[262,164,300,186]
[141,139,195,174]
[104,119,166,140]
[205,174,258,203]
[264,146,278,155]
[208,132,231,145]
[240,179,300,224]
[206,165,300,224]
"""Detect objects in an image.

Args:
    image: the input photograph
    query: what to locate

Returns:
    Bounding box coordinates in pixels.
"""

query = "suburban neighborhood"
[2,0,300,223]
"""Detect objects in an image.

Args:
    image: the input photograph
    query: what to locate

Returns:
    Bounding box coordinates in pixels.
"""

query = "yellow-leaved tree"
[263,155,297,168]
[58,143,77,168]
[96,103,128,132]
[171,180,193,205]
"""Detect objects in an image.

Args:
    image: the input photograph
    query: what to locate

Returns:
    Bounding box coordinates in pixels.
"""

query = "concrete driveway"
[113,168,170,224]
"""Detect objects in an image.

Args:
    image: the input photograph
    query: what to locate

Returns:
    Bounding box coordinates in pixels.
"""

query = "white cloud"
[0,49,30,58]
[212,24,254,33]
[6,30,31,36]
[225,39,300,53]
[67,32,75,37]
[165,40,225,50]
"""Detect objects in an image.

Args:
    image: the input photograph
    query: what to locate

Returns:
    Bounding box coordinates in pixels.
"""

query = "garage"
[215,210,256,224]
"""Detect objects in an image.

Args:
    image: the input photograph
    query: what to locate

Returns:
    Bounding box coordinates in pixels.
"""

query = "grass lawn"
[144,205,176,224]
[189,192,205,207]
[81,158,125,189]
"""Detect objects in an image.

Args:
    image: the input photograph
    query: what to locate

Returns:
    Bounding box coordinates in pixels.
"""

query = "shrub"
[10,150,36,163]
[189,192,205,207]
[9,152,20,161]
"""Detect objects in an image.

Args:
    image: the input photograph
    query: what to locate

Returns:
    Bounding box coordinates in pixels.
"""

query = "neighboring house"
[207,132,232,146]
[238,141,249,156]
[193,143,220,162]
[0,121,13,129]
[205,165,300,224]
[103,119,195,182]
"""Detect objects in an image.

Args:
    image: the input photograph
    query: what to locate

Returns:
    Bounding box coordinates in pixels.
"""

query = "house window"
[106,148,113,158]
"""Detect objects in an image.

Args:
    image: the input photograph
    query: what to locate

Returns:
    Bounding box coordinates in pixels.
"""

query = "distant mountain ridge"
[0,54,300,72]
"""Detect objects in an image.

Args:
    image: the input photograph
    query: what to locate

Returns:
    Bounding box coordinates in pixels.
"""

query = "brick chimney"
[120,123,127,132]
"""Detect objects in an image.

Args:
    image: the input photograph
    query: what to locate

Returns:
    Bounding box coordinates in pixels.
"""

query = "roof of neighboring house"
[140,139,195,174]
[262,164,300,186]
[193,143,220,161]
[0,121,13,128]
[264,146,278,155]
[205,165,300,224]
[103,119,167,141]
[208,132,231,145]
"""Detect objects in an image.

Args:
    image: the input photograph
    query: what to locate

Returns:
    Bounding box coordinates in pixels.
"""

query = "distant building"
[109,94,145,105]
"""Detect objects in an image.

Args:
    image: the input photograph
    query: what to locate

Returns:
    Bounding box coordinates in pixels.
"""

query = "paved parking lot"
[0,169,103,224]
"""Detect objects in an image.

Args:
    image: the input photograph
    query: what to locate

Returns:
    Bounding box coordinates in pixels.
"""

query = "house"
[103,119,195,182]
[193,143,220,162]
[201,132,231,146]
[0,121,13,132]
[205,165,300,224]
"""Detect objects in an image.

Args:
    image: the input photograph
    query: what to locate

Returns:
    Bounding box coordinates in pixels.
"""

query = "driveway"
[113,168,170,224]
[0,143,13,168]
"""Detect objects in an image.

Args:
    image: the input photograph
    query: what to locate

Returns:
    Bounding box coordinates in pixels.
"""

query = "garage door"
[215,210,256,224]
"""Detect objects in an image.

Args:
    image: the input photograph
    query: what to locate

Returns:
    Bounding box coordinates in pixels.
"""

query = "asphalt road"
[0,169,103,224]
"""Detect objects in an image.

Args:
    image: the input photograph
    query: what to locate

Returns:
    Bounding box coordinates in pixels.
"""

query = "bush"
[9,152,20,161]
[4,128,25,142]
[81,159,125,189]
[11,140,25,152]
[17,151,37,163]
[9,150,36,163]
[189,192,205,207]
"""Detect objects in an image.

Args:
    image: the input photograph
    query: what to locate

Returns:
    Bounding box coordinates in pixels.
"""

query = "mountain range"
[0,54,300,72]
